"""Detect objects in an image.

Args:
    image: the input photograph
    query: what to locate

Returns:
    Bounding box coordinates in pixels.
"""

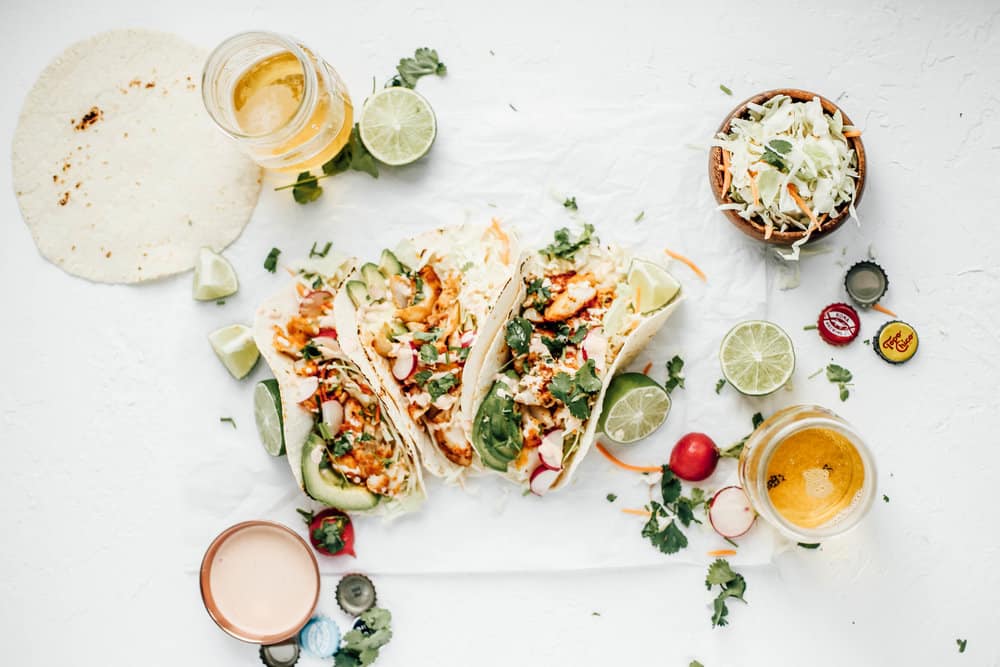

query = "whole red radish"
[669,432,720,482]
[298,508,356,557]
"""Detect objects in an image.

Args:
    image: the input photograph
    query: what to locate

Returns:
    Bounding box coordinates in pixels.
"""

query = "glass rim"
[201,30,316,143]
[748,412,877,542]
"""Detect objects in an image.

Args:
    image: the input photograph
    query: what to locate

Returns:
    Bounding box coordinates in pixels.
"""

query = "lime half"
[719,320,795,396]
[193,247,238,301]
[208,324,259,379]
[599,372,672,444]
[254,379,285,456]
[628,259,680,314]
[359,87,437,166]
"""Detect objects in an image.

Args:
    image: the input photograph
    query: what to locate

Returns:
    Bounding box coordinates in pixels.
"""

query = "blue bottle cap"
[298,615,341,658]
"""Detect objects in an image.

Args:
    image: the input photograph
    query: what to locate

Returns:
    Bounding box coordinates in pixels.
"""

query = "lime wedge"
[254,379,285,456]
[193,247,238,301]
[719,320,795,396]
[628,259,680,314]
[359,87,437,166]
[598,372,672,444]
[602,291,630,338]
[208,324,259,379]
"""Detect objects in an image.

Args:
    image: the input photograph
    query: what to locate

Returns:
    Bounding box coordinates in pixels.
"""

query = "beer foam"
[825,488,866,527]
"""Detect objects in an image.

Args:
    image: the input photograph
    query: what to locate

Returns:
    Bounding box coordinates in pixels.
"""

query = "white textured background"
[2,1,999,665]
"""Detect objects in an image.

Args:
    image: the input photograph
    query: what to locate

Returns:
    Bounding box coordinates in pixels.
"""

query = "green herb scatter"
[292,171,323,204]
[826,363,853,401]
[797,542,821,549]
[426,373,458,401]
[706,559,747,628]
[720,84,732,95]
[549,359,602,419]
[393,48,446,89]
[715,378,727,394]
[957,639,967,653]
[334,607,393,667]
[504,317,533,355]
[263,247,281,273]
[309,241,332,258]
[606,493,617,503]
[563,196,578,211]
[540,224,596,261]
[664,355,685,393]
[219,417,236,429]
[419,343,439,364]
[311,516,348,554]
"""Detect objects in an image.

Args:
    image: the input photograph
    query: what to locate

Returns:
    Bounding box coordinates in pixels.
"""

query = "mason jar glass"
[739,404,876,542]
[202,31,353,172]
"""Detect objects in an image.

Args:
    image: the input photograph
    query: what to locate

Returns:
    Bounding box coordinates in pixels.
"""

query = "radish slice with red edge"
[708,486,756,539]
[529,461,562,496]
[321,400,344,434]
[459,331,476,348]
[538,429,565,468]
[392,346,418,381]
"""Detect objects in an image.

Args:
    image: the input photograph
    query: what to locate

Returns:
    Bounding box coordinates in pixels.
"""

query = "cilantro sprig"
[825,363,853,401]
[706,559,748,627]
[263,247,281,273]
[549,359,602,419]
[540,224,596,261]
[640,468,709,555]
[504,317,533,355]
[391,48,446,88]
[720,412,764,459]
[334,608,393,667]
[664,355,685,394]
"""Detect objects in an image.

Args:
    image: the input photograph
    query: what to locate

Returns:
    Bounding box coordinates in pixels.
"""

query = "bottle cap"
[259,639,300,667]
[844,261,888,308]
[297,616,341,658]
[336,573,377,616]
[817,303,860,346]
[873,320,918,364]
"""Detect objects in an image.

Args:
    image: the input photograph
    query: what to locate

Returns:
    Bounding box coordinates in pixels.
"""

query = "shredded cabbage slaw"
[712,95,860,259]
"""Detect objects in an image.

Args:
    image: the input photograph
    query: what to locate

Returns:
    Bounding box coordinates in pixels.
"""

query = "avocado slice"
[471,377,522,472]
[302,435,380,511]
[379,249,405,276]
[345,280,369,308]
[359,262,387,299]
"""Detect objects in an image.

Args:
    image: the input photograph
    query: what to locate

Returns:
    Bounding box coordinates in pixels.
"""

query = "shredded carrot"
[633,286,642,314]
[486,218,511,264]
[621,508,652,518]
[749,170,760,208]
[595,442,661,474]
[663,248,707,282]
[786,183,819,230]
[295,282,307,296]
[843,129,862,138]
[817,212,829,228]
[872,303,898,317]
[642,361,653,375]
[707,549,738,557]
[285,267,296,277]
[721,149,732,196]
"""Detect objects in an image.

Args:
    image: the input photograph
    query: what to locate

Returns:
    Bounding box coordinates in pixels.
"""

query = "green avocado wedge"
[471,374,523,472]
[302,435,380,510]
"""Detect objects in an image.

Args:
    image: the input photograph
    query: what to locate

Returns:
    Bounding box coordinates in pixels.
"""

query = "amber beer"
[203,32,353,172]
[739,405,875,540]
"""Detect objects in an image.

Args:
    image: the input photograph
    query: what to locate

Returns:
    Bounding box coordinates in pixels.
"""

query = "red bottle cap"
[817,303,860,346]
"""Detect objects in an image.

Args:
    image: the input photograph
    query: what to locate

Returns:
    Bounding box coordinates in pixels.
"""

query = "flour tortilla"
[463,252,682,491]
[11,29,261,283]
[253,264,425,517]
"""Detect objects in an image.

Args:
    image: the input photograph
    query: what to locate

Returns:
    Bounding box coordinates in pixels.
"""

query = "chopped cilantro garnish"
[664,355,685,394]
[706,559,747,628]
[563,196,578,211]
[504,317,533,355]
[413,369,433,387]
[331,433,353,457]
[548,359,602,419]
[392,48,446,88]
[825,363,853,401]
[263,247,281,273]
[412,328,441,342]
[219,417,236,429]
[309,241,332,258]
[715,378,726,394]
[426,373,458,401]
[606,493,617,503]
[419,343,439,364]
[526,278,551,305]
[540,224,596,261]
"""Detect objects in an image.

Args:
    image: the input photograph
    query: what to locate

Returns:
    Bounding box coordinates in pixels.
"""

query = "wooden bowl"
[708,88,866,246]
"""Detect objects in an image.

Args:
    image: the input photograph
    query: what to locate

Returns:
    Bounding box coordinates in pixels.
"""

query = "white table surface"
[2,1,999,665]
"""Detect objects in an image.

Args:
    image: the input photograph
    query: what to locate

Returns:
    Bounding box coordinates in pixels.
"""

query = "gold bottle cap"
[873,320,918,364]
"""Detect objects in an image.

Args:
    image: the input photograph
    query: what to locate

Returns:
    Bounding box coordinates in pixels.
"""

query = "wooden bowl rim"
[708,88,866,245]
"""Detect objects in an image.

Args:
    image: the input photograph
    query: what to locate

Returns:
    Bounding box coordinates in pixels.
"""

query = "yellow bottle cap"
[874,320,918,364]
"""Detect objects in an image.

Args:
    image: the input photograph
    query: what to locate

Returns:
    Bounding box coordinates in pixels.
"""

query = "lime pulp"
[627,259,680,314]
[208,324,259,379]
[254,379,285,456]
[193,247,238,301]
[719,320,795,396]
[358,87,437,166]
[599,372,672,444]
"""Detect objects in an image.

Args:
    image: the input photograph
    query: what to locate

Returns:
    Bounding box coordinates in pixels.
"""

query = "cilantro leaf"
[263,247,281,273]
[957,639,967,653]
[768,139,793,154]
[563,196,578,211]
[549,360,601,419]
[712,597,730,627]
[393,48,446,88]
[576,359,602,393]
[334,652,363,667]
[309,241,332,258]
[759,147,787,172]
[540,224,596,261]
[691,662,705,667]
[664,355,685,393]
[504,317,533,355]
[752,412,764,429]
[419,343,439,364]
[292,171,323,204]
[426,373,458,401]
[541,335,566,359]
[641,507,688,555]
[569,325,588,345]
[715,378,726,394]
[312,516,347,553]
[331,433,353,457]
[526,278,551,305]
[219,417,236,429]
[412,328,441,342]
[706,559,748,628]
[660,466,682,503]
[606,493,617,503]
[413,369,433,387]
[826,363,852,384]
[797,542,821,549]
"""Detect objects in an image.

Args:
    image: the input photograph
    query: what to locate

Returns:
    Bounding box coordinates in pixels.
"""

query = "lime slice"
[598,372,672,444]
[193,247,238,301]
[628,259,680,314]
[602,292,630,338]
[208,324,259,379]
[254,379,285,456]
[359,87,437,166]
[719,320,795,396]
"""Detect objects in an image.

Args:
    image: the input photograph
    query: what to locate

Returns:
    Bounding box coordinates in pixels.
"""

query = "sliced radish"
[317,327,338,339]
[392,346,418,381]
[529,461,562,496]
[292,376,319,404]
[538,429,565,468]
[321,400,344,434]
[459,330,476,348]
[708,486,756,539]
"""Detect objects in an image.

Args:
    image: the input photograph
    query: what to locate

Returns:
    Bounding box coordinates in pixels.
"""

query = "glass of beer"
[202,32,353,172]
[739,405,876,542]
